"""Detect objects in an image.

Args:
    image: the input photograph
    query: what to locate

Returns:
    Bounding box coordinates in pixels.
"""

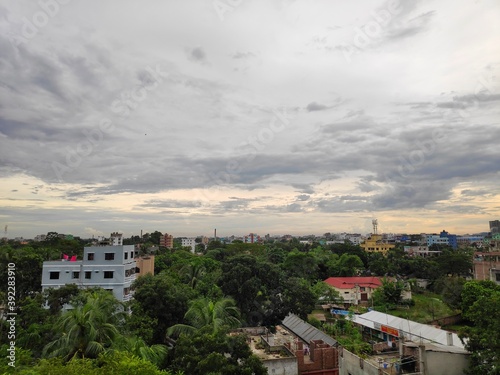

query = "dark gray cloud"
[296,194,310,201]
[306,102,329,112]
[189,47,207,62]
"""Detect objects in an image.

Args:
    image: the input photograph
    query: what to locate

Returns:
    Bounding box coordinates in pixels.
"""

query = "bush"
[308,317,322,328]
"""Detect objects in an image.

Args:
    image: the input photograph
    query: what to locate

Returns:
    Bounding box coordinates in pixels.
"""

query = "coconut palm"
[117,335,168,366]
[179,263,206,289]
[167,297,240,337]
[43,290,125,360]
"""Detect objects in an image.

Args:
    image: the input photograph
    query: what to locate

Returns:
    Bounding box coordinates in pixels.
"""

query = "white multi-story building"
[110,232,123,246]
[181,238,196,253]
[41,245,137,302]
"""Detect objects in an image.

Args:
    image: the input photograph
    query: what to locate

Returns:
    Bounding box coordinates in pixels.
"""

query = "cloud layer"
[1,0,499,238]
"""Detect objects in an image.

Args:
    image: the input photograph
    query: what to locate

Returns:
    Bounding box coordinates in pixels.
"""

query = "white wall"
[262,357,298,375]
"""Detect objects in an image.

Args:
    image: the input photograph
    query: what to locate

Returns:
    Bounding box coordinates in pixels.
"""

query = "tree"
[436,248,473,277]
[15,351,178,375]
[335,253,364,277]
[434,276,466,310]
[282,277,317,320]
[373,278,405,306]
[178,263,206,289]
[311,281,343,304]
[43,290,125,360]
[460,280,500,374]
[218,255,284,325]
[44,284,81,314]
[167,297,241,337]
[132,273,195,344]
[169,329,267,375]
[282,250,318,281]
[117,336,168,367]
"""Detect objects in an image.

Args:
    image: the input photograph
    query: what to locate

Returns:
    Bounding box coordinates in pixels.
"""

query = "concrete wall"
[339,349,387,375]
[425,351,469,375]
[262,357,298,375]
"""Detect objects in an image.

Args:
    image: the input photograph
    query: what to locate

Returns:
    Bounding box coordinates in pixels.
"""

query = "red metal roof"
[324,276,382,289]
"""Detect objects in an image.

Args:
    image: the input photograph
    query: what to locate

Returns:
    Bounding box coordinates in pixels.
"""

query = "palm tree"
[179,263,206,289]
[43,290,125,360]
[117,335,168,366]
[167,297,240,337]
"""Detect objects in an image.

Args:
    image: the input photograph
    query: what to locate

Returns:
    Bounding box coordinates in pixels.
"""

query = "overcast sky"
[1,0,499,239]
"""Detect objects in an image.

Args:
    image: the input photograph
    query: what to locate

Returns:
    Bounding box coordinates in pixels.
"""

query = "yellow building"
[360,234,395,255]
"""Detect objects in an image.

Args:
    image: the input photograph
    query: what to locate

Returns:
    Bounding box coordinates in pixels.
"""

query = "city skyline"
[1,1,499,239]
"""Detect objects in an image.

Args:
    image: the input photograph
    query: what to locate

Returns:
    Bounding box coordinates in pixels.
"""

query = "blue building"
[440,230,457,249]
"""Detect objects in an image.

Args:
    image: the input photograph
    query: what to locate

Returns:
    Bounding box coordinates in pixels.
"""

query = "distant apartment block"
[404,245,441,257]
[42,245,137,302]
[457,235,485,248]
[159,233,174,248]
[181,237,196,253]
[426,234,449,247]
[490,220,500,235]
[336,233,362,245]
[244,233,261,243]
[473,235,500,284]
[110,232,123,246]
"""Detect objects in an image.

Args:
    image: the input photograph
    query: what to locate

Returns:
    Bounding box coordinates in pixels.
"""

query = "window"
[85,271,92,279]
[49,271,60,280]
[496,273,500,282]
[72,271,80,279]
[124,287,130,295]
[124,252,128,260]
[87,253,94,261]
[131,251,134,258]
[104,271,114,279]
[105,253,115,260]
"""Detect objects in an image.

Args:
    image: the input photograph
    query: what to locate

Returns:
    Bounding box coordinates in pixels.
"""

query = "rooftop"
[350,310,466,350]
[324,276,382,289]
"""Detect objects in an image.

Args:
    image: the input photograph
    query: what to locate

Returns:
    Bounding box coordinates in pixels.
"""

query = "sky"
[0,0,499,239]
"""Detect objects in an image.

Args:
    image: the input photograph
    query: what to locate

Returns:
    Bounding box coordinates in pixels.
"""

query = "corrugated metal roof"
[351,310,465,349]
[281,314,338,347]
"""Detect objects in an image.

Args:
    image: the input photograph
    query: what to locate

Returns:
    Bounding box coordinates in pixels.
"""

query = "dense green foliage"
[460,281,500,375]
[0,233,492,374]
